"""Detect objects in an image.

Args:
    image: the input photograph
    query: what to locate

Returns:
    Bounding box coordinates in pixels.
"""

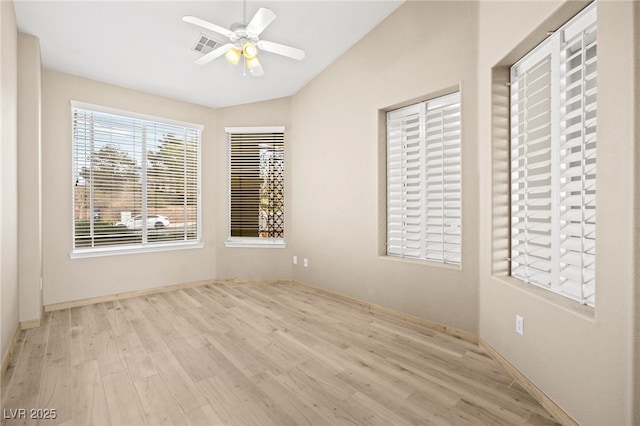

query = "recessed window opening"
[386,91,462,265]
[225,127,285,248]
[509,2,597,306]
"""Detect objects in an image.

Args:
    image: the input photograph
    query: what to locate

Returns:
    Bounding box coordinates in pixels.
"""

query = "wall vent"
[192,34,220,54]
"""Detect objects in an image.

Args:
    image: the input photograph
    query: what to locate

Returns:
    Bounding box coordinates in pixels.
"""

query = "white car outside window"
[119,215,170,230]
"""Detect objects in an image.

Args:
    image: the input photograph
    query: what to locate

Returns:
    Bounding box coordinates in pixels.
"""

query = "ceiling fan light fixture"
[184,5,306,76]
[246,56,264,77]
[242,41,258,60]
[225,47,242,65]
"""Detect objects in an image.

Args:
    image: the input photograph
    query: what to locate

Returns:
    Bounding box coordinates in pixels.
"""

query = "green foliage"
[76,133,197,221]
[80,145,140,190]
[77,145,141,215]
[148,134,198,206]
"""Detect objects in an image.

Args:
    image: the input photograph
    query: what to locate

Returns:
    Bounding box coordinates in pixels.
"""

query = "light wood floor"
[1,282,559,426]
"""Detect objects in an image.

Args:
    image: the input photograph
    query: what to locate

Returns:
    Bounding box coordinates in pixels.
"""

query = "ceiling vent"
[192,34,220,54]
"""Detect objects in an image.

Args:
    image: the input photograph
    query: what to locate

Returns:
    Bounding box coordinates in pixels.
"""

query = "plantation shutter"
[227,127,285,240]
[386,92,461,265]
[510,2,596,306]
[558,4,597,305]
[72,105,201,253]
[510,52,554,288]
[387,105,422,258]
[425,93,461,264]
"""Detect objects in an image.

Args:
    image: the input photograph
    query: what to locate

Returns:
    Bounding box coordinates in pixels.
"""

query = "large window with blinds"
[386,92,461,265]
[72,103,201,256]
[225,127,285,247]
[510,2,596,306]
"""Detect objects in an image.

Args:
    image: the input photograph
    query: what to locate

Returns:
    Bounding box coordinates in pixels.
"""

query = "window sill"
[70,241,204,259]
[378,254,462,270]
[224,238,286,249]
[491,275,595,321]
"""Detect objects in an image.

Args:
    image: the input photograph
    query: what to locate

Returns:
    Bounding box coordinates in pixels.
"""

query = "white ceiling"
[14,1,404,108]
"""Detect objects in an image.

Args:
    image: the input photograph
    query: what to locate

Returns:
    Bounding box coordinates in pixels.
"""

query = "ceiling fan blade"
[195,43,234,65]
[257,40,306,61]
[183,15,233,39]
[246,8,276,37]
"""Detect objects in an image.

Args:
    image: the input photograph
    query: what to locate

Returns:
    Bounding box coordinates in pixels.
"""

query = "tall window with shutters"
[72,103,201,255]
[386,92,461,265]
[225,127,285,247]
[510,2,596,306]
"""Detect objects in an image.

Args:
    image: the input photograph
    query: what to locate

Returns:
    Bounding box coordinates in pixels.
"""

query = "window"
[72,103,201,256]
[386,92,461,265]
[225,127,285,248]
[510,2,596,306]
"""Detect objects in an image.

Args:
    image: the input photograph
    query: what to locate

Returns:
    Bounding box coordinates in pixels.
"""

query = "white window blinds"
[387,92,461,265]
[226,127,285,242]
[72,105,201,253]
[510,2,596,306]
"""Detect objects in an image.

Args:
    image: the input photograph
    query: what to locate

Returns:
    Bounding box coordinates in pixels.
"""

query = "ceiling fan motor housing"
[229,22,259,44]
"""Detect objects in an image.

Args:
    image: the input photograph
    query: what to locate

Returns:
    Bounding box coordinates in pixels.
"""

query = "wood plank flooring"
[1,282,559,425]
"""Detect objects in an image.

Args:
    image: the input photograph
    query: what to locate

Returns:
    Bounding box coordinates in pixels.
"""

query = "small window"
[509,2,597,306]
[225,127,285,248]
[386,92,462,265]
[72,103,202,256]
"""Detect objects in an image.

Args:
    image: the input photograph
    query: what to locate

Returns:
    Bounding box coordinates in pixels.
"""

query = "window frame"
[224,126,286,249]
[70,101,203,258]
[385,91,462,266]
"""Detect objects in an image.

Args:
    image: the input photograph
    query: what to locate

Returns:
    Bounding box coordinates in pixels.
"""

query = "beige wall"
[290,1,480,334]
[18,33,42,323]
[215,97,294,280]
[477,1,637,424]
[41,70,218,305]
[1,0,19,362]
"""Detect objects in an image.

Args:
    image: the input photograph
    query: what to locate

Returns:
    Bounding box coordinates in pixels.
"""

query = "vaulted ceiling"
[14,1,404,108]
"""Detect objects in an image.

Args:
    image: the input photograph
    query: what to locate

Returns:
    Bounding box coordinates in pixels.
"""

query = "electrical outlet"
[293,255,297,265]
[303,258,309,267]
[515,315,524,335]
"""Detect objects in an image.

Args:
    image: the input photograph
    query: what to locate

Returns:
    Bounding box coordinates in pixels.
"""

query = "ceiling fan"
[183,4,306,77]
